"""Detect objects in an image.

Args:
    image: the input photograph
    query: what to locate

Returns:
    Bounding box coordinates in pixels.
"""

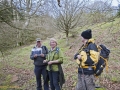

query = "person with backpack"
[30,38,49,90]
[43,38,65,90]
[74,29,99,90]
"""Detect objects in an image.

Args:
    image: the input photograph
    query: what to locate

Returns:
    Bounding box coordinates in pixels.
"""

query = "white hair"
[50,38,57,44]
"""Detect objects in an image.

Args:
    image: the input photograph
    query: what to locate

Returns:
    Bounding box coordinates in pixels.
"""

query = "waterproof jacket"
[47,47,65,87]
[46,47,63,71]
[74,39,99,75]
[30,46,48,66]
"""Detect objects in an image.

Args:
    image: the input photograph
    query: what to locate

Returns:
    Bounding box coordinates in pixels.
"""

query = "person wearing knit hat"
[81,29,92,39]
[74,29,99,90]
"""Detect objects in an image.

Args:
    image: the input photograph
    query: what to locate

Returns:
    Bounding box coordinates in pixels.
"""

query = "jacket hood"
[88,38,95,43]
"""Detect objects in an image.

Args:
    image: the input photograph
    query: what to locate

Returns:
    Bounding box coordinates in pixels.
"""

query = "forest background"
[0,0,120,90]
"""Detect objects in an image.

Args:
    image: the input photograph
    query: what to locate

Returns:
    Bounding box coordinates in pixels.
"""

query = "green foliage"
[0,7,120,89]
[3,75,12,85]
[95,88,106,90]
[0,0,13,22]
[6,46,33,70]
[0,0,24,23]
[117,9,120,17]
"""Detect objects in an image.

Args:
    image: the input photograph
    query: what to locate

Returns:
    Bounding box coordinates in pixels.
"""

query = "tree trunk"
[23,0,31,29]
[66,30,69,45]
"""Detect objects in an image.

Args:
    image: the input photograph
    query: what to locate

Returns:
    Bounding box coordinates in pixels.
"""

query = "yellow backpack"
[76,43,110,76]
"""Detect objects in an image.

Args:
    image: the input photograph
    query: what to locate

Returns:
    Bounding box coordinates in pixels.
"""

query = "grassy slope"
[0,18,120,90]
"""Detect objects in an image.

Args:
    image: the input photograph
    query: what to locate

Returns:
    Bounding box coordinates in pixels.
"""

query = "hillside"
[0,18,120,90]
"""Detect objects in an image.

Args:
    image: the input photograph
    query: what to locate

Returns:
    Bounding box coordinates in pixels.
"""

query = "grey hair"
[50,38,57,44]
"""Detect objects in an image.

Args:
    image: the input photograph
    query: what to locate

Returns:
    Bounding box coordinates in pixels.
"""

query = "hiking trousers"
[34,65,49,90]
[75,73,95,90]
[48,71,61,90]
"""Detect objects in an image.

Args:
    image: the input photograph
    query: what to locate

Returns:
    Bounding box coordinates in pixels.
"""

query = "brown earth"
[1,29,120,90]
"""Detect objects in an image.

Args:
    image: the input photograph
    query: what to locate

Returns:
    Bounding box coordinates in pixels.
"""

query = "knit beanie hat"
[81,29,92,39]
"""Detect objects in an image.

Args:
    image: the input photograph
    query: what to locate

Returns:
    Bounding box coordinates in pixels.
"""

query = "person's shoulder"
[88,42,97,47]
[88,42,98,51]
[32,46,36,48]
[89,42,96,46]
[42,45,46,47]
[56,47,59,49]
[56,47,63,53]
[31,46,36,51]
[42,45,47,49]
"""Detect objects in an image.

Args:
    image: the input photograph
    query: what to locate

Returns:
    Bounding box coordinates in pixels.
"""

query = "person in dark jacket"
[74,29,99,90]
[30,38,49,90]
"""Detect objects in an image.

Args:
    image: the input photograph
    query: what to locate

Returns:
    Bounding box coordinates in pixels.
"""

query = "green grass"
[5,46,33,69]
[95,88,106,90]
[0,18,120,89]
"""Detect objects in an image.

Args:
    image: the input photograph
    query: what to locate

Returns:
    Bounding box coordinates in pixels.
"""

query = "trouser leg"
[42,66,49,90]
[75,74,95,90]
[48,71,55,90]
[34,66,42,90]
[52,71,61,90]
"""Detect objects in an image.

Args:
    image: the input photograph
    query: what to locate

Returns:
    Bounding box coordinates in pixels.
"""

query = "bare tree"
[53,0,88,45]
[0,0,62,29]
[0,0,59,46]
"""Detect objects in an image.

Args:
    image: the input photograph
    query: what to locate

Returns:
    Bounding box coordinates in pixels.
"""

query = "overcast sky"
[91,0,119,6]
[112,0,119,6]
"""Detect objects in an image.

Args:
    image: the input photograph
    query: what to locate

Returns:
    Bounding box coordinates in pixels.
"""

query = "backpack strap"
[42,46,47,52]
[52,47,59,60]
[100,56,108,72]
